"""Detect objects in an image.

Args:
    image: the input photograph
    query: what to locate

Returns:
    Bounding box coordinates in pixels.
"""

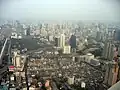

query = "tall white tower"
[60,33,65,48]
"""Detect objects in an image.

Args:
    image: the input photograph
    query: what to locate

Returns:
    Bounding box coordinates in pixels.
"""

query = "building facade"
[60,34,65,48]
[54,36,60,47]
[63,45,71,54]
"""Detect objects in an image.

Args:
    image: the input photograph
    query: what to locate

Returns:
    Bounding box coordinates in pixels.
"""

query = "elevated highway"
[0,38,9,64]
[0,38,11,80]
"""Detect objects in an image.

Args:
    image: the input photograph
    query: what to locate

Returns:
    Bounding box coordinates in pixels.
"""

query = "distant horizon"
[0,18,120,23]
[0,17,120,23]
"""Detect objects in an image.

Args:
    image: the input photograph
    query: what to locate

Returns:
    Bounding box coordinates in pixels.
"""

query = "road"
[0,65,8,79]
[0,38,9,64]
[0,27,12,80]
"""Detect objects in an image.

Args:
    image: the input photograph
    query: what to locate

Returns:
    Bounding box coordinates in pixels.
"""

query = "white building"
[11,32,18,39]
[81,82,86,88]
[13,51,18,57]
[86,53,94,63]
[63,45,71,54]
[60,33,65,48]
[68,76,74,85]
[48,35,54,41]
[14,55,21,67]
[24,29,27,36]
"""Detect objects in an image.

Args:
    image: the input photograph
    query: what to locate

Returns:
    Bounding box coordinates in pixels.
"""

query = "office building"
[15,20,23,33]
[114,29,120,41]
[69,34,76,52]
[14,55,21,67]
[54,36,60,47]
[104,62,119,86]
[24,26,30,36]
[103,41,114,60]
[60,33,65,48]
[48,35,54,41]
[118,46,120,56]
[69,35,76,48]
[63,45,71,54]
[96,31,101,41]
[12,51,21,68]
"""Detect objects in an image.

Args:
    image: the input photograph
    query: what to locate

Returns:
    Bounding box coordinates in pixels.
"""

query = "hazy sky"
[0,0,120,21]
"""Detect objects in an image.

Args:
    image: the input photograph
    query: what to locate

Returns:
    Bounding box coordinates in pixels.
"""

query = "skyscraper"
[104,33,119,86]
[96,31,101,41]
[103,41,114,60]
[103,28,120,61]
[69,34,76,52]
[15,20,23,33]
[69,35,76,48]
[60,34,65,48]
[55,36,60,47]
[104,62,119,86]
[103,28,116,61]
[25,26,30,36]
[114,28,120,41]
[26,26,30,36]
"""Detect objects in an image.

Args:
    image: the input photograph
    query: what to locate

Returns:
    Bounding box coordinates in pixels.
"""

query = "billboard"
[9,66,14,72]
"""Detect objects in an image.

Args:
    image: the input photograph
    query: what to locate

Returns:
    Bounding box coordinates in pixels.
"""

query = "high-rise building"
[108,28,115,40]
[39,23,42,29]
[69,34,76,52]
[15,20,23,33]
[96,31,101,41]
[108,43,115,60]
[103,41,114,60]
[104,62,119,86]
[117,62,120,81]
[24,26,30,36]
[54,36,60,47]
[96,26,101,41]
[60,34,65,48]
[114,28,120,41]
[69,35,76,48]
[104,39,119,86]
[103,28,120,61]
[14,55,21,67]
[118,46,120,57]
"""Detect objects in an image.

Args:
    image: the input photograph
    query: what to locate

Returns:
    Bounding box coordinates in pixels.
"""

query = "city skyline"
[0,0,120,90]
